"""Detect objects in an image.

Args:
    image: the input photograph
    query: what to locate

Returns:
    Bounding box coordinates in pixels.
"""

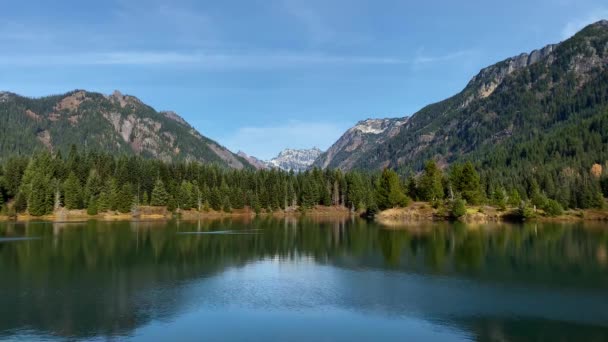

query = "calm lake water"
[1,218,608,341]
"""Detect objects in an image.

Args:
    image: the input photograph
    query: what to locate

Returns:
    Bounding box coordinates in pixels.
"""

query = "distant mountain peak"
[238,148,323,172]
[314,117,408,170]
[268,147,323,172]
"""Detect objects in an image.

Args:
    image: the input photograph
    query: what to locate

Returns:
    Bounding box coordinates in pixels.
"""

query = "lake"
[1,218,608,341]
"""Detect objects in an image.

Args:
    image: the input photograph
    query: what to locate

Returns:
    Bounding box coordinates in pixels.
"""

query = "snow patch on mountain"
[268,147,323,172]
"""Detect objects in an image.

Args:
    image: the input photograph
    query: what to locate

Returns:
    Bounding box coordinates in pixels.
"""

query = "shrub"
[542,199,563,217]
[451,199,467,219]
[516,201,536,220]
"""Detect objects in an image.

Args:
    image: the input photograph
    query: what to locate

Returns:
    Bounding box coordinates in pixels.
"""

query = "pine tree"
[177,181,193,210]
[167,196,177,212]
[376,168,409,210]
[451,162,483,205]
[13,191,27,213]
[492,187,507,210]
[301,178,317,209]
[190,184,200,210]
[346,172,365,211]
[508,189,521,207]
[418,160,444,201]
[87,196,98,215]
[405,176,418,200]
[98,191,110,212]
[151,179,169,206]
[250,192,261,214]
[107,178,119,211]
[63,172,83,210]
[28,171,52,216]
[222,195,232,213]
[116,183,134,213]
[84,170,103,207]
[209,187,222,211]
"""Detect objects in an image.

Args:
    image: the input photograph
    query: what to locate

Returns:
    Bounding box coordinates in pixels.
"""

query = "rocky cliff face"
[467,44,557,99]
[313,118,408,170]
[0,90,249,169]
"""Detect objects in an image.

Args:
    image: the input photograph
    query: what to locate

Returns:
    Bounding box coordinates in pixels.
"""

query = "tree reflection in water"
[1,218,607,340]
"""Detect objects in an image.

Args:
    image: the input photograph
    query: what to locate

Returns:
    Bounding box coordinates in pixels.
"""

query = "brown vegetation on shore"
[0,205,354,222]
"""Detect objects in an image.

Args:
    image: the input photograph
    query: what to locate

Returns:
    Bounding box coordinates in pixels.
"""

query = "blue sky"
[0,0,606,159]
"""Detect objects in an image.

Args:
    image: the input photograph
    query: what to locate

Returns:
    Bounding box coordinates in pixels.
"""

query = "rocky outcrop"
[467,44,557,99]
[161,111,188,126]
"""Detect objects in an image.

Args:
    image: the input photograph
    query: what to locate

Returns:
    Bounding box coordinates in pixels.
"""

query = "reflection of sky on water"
[1,218,608,341]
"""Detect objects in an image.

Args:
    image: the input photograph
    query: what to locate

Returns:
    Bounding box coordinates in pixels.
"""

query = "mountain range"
[1,20,607,176]
[316,20,608,174]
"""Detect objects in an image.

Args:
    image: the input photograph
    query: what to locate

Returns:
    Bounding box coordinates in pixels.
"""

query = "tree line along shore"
[0,146,607,223]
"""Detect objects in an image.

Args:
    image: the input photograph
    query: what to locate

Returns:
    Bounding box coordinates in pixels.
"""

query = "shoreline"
[375,202,608,226]
[1,203,607,224]
[0,205,354,223]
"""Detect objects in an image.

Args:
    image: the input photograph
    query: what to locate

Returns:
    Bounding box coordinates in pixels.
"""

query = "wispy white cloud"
[0,51,408,69]
[562,9,608,39]
[221,120,349,160]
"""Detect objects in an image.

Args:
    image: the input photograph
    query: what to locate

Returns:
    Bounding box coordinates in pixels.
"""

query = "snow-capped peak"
[268,147,323,172]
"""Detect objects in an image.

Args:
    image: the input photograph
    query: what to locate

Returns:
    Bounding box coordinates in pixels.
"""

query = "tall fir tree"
[116,183,134,213]
[151,179,169,206]
[418,160,444,202]
[451,162,483,205]
[63,172,83,210]
[376,168,409,210]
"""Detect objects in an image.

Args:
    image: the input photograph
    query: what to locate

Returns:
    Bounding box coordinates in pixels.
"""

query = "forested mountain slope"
[0,90,250,169]
[331,20,608,178]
